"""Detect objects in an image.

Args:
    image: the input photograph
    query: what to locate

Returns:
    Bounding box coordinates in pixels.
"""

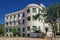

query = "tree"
[12,28,18,36]
[46,3,60,38]
[33,13,41,20]
[0,24,5,36]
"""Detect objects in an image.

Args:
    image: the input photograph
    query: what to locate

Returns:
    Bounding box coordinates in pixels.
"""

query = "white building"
[5,4,52,37]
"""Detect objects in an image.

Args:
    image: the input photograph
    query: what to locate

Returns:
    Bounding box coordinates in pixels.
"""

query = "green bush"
[12,28,18,36]
[0,24,5,36]
[56,32,60,35]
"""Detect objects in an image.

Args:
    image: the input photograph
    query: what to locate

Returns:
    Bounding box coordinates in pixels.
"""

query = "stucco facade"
[5,4,52,37]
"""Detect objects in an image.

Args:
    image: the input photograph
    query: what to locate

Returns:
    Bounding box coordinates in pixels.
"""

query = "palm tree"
[46,3,60,39]
[33,3,60,39]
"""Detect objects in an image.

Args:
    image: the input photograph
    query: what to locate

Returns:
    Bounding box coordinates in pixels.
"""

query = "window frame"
[23,33,26,37]
[32,8,36,13]
[23,19,25,24]
[14,15,16,18]
[23,27,25,32]
[9,28,12,32]
[6,22,8,26]
[14,21,16,25]
[6,16,8,20]
[27,26,30,31]
[18,14,20,18]
[6,29,8,32]
[33,26,37,32]
[27,16,31,21]
[18,28,20,32]
[10,21,12,25]
[10,16,12,19]
[27,9,30,13]
[27,33,30,37]
[18,20,20,24]
[22,13,25,17]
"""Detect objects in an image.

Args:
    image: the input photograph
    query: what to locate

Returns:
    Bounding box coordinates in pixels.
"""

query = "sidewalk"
[0,37,51,40]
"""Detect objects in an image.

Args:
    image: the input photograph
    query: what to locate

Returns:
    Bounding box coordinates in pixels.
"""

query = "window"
[32,8,36,13]
[10,34,12,36]
[38,26,40,32]
[18,28,20,31]
[6,29,8,32]
[22,13,25,17]
[6,22,8,26]
[6,34,8,36]
[14,15,16,18]
[18,34,20,36]
[6,16,8,20]
[17,28,20,36]
[18,20,20,24]
[27,9,30,13]
[23,33,26,37]
[38,9,41,13]
[33,26,37,32]
[10,21,12,25]
[23,27,25,32]
[27,26,30,31]
[45,28,48,32]
[14,21,16,25]
[27,34,30,37]
[23,19,25,24]
[20,20,22,24]
[18,14,20,18]
[9,28,12,32]
[10,16,12,19]
[27,16,31,21]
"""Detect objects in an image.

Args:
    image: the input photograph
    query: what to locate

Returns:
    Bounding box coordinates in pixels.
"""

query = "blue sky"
[0,0,60,24]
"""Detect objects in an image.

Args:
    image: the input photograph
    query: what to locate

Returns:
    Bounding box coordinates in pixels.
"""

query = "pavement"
[0,37,51,40]
[0,37,60,40]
